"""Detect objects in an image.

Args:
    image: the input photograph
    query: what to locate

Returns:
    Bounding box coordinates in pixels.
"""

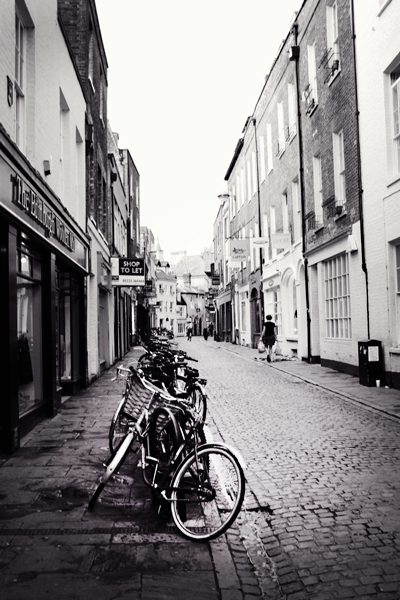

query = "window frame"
[324,253,351,339]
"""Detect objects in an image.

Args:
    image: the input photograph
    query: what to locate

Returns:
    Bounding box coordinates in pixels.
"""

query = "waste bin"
[358,340,383,387]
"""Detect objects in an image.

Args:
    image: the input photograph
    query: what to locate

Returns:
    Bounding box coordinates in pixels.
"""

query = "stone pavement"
[0,346,257,600]
[214,339,400,422]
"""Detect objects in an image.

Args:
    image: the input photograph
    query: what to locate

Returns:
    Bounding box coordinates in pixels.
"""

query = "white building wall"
[0,0,86,231]
[354,0,400,384]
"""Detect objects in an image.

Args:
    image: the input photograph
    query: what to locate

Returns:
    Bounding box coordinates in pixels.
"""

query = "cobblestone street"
[178,337,400,599]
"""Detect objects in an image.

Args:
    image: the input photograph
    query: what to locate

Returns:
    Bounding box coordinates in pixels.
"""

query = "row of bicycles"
[88,333,246,541]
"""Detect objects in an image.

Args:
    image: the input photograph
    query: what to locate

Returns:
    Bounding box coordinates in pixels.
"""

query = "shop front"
[0,138,89,452]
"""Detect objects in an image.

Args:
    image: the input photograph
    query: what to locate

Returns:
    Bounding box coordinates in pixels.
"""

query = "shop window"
[324,253,351,339]
[56,265,81,385]
[17,234,42,416]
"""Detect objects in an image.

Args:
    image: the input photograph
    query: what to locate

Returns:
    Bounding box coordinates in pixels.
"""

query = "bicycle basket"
[123,370,156,421]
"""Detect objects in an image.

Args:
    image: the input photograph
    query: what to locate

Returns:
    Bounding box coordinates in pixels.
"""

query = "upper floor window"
[15,11,26,149]
[313,155,323,226]
[266,123,273,173]
[277,102,285,157]
[326,1,340,82]
[391,69,400,174]
[246,159,252,201]
[305,44,318,116]
[287,83,297,141]
[333,130,346,206]
[259,135,266,182]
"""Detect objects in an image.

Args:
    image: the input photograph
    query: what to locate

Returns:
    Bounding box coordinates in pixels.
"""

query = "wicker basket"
[123,369,174,421]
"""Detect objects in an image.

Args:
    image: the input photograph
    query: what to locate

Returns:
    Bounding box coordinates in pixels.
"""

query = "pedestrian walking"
[203,327,209,341]
[261,314,277,363]
[186,323,193,341]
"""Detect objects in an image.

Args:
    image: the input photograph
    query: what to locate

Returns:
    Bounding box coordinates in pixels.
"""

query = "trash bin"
[358,340,383,387]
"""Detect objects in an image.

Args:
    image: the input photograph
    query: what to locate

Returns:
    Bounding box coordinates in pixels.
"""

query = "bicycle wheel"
[188,384,207,423]
[170,443,245,541]
[109,396,131,455]
[142,406,182,487]
[89,430,136,509]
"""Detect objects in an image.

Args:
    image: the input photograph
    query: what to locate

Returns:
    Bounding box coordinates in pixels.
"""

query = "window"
[266,123,273,173]
[246,159,252,200]
[292,180,301,241]
[305,44,318,115]
[324,254,351,339]
[257,136,265,183]
[15,11,26,149]
[88,21,95,90]
[240,293,247,331]
[17,233,43,416]
[287,83,297,141]
[326,1,340,80]
[252,151,257,194]
[277,102,285,156]
[240,167,245,207]
[391,69,400,174]
[270,206,277,259]
[313,155,323,225]
[282,193,289,233]
[333,130,346,206]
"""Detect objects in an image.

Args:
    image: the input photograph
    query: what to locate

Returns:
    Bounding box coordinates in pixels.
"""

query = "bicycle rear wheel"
[188,384,207,423]
[143,406,182,487]
[170,444,245,541]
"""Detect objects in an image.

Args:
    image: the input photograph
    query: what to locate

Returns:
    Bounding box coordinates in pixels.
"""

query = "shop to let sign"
[111,257,145,286]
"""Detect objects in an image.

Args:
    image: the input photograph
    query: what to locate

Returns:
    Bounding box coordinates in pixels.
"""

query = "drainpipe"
[350,0,370,339]
[291,23,312,363]
[252,118,265,329]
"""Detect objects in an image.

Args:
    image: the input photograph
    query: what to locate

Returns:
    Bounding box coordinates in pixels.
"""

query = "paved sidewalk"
[208,338,400,421]
[0,347,252,600]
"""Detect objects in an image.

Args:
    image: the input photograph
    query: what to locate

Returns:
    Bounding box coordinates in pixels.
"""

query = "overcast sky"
[95,0,301,260]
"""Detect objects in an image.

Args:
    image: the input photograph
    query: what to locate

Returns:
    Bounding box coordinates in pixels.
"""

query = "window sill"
[334,210,347,221]
[386,172,400,188]
[306,102,318,117]
[327,68,341,86]
[389,347,400,355]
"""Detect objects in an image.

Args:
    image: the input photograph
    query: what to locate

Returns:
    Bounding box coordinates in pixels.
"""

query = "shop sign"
[252,236,269,248]
[111,257,145,286]
[271,232,291,250]
[229,239,249,262]
[11,173,76,252]
[211,274,220,286]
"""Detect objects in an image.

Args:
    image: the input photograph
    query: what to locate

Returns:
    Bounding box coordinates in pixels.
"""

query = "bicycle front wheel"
[109,396,130,455]
[170,444,245,541]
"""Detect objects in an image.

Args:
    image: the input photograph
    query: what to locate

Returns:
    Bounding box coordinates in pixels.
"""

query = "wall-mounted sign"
[271,232,291,250]
[211,274,220,286]
[112,257,145,286]
[229,239,249,262]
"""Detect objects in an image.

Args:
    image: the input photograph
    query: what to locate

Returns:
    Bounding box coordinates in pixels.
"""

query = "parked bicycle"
[89,366,245,541]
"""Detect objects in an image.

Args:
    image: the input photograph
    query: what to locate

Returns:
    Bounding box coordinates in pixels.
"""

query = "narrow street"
[177,337,400,599]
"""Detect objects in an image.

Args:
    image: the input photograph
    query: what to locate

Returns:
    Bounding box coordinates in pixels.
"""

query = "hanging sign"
[229,239,249,262]
[252,237,269,248]
[111,257,145,286]
[271,232,291,250]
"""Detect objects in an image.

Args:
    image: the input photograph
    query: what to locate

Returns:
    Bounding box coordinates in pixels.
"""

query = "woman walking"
[261,315,277,363]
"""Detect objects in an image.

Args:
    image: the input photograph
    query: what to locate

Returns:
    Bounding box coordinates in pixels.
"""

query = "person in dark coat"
[261,315,277,363]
